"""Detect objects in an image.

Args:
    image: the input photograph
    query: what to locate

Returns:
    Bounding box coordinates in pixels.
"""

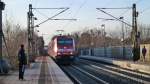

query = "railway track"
[80,59,150,81]
[60,58,150,84]
[79,59,150,84]
[60,64,108,84]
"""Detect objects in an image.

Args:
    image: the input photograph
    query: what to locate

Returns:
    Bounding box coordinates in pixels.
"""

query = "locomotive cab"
[48,35,76,64]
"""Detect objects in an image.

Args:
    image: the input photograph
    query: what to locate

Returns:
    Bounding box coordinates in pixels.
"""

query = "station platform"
[80,55,150,74]
[0,56,73,84]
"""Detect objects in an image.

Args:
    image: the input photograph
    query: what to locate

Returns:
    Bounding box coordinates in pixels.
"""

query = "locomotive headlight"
[54,46,57,52]
[70,52,73,55]
[57,52,61,55]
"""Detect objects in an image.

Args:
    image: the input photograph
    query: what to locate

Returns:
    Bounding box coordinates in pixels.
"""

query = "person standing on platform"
[18,44,27,80]
[142,46,147,62]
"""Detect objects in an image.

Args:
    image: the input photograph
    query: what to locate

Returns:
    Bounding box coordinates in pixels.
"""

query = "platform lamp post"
[119,17,125,59]
[90,42,94,56]
[101,24,106,57]
[0,1,5,59]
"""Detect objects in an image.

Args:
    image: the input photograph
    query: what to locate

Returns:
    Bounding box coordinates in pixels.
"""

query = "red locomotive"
[48,35,76,64]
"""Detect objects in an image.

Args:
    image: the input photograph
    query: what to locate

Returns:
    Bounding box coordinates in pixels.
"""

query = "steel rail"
[79,59,150,84]
[61,66,82,84]
[71,64,109,84]
[80,59,150,78]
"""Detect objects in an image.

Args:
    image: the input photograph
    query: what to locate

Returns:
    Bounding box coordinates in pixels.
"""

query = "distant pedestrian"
[142,46,147,61]
[18,44,27,80]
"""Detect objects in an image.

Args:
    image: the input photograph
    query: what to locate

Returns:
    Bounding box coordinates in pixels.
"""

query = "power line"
[48,19,76,20]
[34,8,77,21]
[34,9,49,18]
[34,8,69,27]
[57,0,75,28]
[98,7,131,9]
[139,6,150,14]
[33,7,69,9]
[119,0,142,17]
[119,9,131,17]
[63,0,88,28]
[135,0,142,4]
[97,17,117,21]
[96,8,132,27]
[73,0,88,17]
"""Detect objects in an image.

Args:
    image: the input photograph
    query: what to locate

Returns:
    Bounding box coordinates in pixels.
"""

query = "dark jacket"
[142,48,147,56]
[18,49,27,65]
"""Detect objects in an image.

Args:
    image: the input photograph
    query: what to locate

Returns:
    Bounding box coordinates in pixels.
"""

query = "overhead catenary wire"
[34,9,49,18]
[34,9,77,21]
[135,0,142,4]
[62,0,88,28]
[33,0,75,30]
[134,0,150,15]
[117,0,144,24]
[98,7,131,9]
[34,8,69,27]
[33,7,69,10]
[139,6,150,14]
[97,6,133,27]
[73,0,88,17]
[119,9,131,17]
[97,17,116,21]
[54,0,75,21]
[96,8,132,28]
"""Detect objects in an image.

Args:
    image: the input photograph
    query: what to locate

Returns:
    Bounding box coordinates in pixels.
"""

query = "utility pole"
[27,4,34,62]
[0,1,5,59]
[132,3,140,61]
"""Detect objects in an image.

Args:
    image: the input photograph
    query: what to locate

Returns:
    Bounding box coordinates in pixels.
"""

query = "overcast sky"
[3,0,150,45]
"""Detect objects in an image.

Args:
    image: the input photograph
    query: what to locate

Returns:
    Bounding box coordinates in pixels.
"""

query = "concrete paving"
[0,56,73,84]
[80,55,150,74]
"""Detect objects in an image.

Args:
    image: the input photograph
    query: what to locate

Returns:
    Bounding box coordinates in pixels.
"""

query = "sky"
[3,0,150,45]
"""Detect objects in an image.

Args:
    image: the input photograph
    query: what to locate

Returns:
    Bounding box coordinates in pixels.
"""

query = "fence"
[79,44,150,62]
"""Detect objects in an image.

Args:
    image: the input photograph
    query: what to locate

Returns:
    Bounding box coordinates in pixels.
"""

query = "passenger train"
[48,35,76,64]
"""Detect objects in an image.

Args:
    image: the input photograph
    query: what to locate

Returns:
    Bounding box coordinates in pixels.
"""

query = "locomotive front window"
[57,38,73,46]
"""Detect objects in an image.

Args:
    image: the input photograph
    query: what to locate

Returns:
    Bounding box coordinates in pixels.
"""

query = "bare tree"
[3,19,28,69]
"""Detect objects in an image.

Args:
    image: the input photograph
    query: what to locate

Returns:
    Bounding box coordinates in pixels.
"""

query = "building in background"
[37,36,44,56]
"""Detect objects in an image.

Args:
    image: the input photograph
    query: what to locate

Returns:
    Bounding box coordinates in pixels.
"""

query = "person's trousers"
[19,64,25,79]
